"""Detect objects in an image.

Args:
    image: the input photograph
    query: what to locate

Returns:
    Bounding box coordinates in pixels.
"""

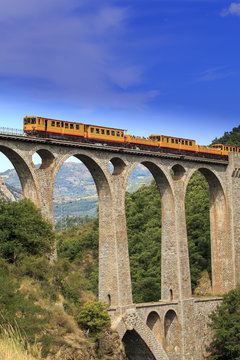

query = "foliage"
[0,199,55,263]
[208,286,240,360]
[185,171,211,290]
[77,301,110,334]
[125,182,162,303]
[211,125,240,147]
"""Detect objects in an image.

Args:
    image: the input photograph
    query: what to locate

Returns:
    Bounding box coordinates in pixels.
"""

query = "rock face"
[0,176,22,201]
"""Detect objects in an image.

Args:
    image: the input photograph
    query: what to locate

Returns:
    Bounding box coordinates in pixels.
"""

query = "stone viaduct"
[0,131,240,360]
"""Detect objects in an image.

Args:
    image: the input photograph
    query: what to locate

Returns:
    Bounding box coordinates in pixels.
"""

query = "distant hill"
[212,125,240,147]
[0,176,22,201]
[0,162,152,219]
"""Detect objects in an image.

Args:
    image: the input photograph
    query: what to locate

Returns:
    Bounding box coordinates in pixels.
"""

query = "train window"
[182,140,184,145]
[171,139,174,144]
[167,138,169,143]
[175,139,178,144]
[76,125,79,130]
[31,118,36,124]
[185,141,188,145]
[27,118,30,124]
[57,122,60,128]
[65,123,69,128]
[90,127,94,133]
[51,121,55,127]
[233,148,236,152]
[38,119,41,124]
[226,146,228,151]
[238,149,240,152]
[117,131,120,136]
[24,119,27,124]
[112,131,115,136]
[106,130,110,135]
[101,129,105,135]
[70,124,74,129]
[96,128,100,134]
[121,132,123,137]
[190,141,192,146]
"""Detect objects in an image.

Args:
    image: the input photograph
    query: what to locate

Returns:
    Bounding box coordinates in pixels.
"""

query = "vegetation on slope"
[0,199,124,360]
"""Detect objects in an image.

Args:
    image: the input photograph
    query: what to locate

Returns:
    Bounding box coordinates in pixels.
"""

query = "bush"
[77,301,110,334]
[208,286,240,359]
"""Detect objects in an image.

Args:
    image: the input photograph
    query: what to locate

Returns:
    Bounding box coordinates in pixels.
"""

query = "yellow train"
[23,115,238,160]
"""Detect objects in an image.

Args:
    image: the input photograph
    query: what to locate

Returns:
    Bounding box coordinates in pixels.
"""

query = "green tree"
[0,199,55,263]
[77,301,110,334]
[208,286,240,360]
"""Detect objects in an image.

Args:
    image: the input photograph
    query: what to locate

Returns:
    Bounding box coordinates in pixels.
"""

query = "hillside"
[212,125,240,146]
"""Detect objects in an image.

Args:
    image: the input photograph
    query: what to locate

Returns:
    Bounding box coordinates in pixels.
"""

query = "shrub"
[208,286,240,359]
[77,301,110,334]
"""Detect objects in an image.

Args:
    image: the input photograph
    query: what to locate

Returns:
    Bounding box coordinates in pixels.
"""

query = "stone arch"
[124,160,180,301]
[109,157,126,175]
[146,311,162,344]
[52,152,118,304]
[164,309,181,354]
[32,148,55,169]
[184,166,233,294]
[0,145,39,205]
[122,329,156,360]
[171,163,186,180]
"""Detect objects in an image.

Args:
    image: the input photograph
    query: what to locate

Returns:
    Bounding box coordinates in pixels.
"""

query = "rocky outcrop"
[0,176,22,201]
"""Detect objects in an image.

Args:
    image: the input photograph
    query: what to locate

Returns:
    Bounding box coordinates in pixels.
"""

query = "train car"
[210,143,240,155]
[24,116,85,140]
[85,124,125,145]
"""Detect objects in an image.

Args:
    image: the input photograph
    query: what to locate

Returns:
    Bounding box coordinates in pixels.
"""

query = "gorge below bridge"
[0,131,240,360]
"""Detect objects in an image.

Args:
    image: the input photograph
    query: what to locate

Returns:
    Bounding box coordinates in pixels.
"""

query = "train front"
[23,116,39,135]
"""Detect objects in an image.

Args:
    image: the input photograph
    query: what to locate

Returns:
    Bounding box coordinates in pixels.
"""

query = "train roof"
[150,134,195,142]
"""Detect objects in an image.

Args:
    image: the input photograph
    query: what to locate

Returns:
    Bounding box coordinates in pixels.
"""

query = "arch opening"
[125,163,161,303]
[123,329,156,360]
[171,164,185,180]
[125,161,174,303]
[146,311,162,344]
[32,149,55,169]
[185,167,231,295]
[185,170,212,295]
[53,153,113,304]
[164,310,181,354]
[53,156,98,229]
[108,157,126,175]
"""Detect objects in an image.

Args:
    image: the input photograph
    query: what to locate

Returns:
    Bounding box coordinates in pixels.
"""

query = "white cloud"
[0,0,159,108]
[221,2,240,17]
[195,67,234,82]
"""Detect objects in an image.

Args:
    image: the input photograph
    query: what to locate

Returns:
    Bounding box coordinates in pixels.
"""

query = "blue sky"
[0,0,240,170]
